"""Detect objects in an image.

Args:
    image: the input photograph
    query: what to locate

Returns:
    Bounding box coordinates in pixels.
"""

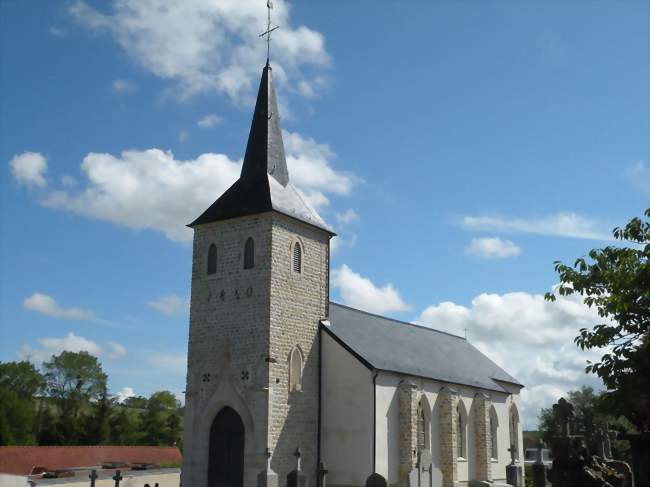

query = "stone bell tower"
[182,61,334,487]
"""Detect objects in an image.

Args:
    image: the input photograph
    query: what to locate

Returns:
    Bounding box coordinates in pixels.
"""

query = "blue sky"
[1,0,648,427]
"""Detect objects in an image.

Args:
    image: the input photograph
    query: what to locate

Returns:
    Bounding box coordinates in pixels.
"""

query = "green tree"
[84,387,113,444]
[109,406,143,445]
[546,208,650,431]
[0,361,45,445]
[123,395,149,409]
[43,351,108,444]
[142,391,181,445]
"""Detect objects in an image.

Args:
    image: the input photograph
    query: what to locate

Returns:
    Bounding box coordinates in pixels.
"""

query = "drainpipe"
[373,369,378,474]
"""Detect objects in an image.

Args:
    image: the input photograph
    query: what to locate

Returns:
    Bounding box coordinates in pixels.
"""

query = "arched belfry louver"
[292,241,302,273]
[207,244,217,275]
[244,238,255,269]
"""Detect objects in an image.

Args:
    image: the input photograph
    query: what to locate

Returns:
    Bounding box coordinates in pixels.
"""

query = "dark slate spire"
[189,64,333,234]
[240,62,289,186]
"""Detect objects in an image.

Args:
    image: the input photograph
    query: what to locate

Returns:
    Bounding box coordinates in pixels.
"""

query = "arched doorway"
[209,407,245,487]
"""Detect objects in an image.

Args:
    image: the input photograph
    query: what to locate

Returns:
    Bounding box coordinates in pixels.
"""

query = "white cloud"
[416,287,605,428]
[49,26,67,37]
[23,293,95,320]
[284,131,356,208]
[461,212,611,240]
[148,294,188,316]
[10,152,48,188]
[39,130,355,242]
[69,0,330,102]
[197,114,222,128]
[624,160,650,193]
[42,148,241,242]
[18,332,127,364]
[179,130,189,142]
[147,351,187,375]
[112,78,135,93]
[464,237,521,259]
[116,386,135,403]
[329,233,358,256]
[331,264,410,315]
[336,209,359,225]
[107,341,128,359]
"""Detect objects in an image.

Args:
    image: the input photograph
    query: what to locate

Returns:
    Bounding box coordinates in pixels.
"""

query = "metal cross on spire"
[259,0,279,65]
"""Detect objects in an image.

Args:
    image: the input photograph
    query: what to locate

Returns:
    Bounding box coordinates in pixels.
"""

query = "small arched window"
[490,406,499,460]
[457,402,467,459]
[244,237,255,269]
[509,404,520,460]
[207,243,217,275]
[289,346,303,393]
[292,241,302,273]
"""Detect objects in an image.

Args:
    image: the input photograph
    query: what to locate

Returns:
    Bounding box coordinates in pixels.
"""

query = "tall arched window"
[457,402,467,459]
[509,404,520,460]
[207,243,217,275]
[289,346,303,393]
[292,241,302,273]
[244,237,255,269]
[490,406,499,460]
[417,401,426,451]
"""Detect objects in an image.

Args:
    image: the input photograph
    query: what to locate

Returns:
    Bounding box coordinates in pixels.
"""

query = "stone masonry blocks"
[473,393,492,482]
[183,212,330,487]
[398,380,419,486]
[439,388,459,487]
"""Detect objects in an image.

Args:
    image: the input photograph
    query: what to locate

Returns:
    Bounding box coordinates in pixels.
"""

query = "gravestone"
[430,467,442,487]
[532,439,549,487]
[317,461,328,487]
[418,449,432,487]
[548,397,625,487]
[112,470,122,487]
[258,449,278,487]
[287,447,308,487]
[505,444,523,487]
[366,473,387,487]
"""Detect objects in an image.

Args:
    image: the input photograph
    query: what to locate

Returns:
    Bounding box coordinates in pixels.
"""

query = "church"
[182,60,524,487]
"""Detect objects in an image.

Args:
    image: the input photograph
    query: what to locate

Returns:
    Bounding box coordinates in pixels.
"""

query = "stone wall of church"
[267,213,330,484]
[439,388,459,487]
[374,373,523,487]
[472,393,492,482]
[183,215,274,487]
[398,380,419,483]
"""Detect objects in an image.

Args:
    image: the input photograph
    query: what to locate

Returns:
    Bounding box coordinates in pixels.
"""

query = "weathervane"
[259,1,279,65]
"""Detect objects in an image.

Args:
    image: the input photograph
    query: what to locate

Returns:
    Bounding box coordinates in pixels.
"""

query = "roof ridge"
[329,301,466,340]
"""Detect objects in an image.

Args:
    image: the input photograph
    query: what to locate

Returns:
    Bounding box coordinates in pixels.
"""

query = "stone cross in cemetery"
[553,397,575,437]
[112,470,122,487]
[316,461,328,487]
[531,439,548,487]
[506,443,523,487]
[548,397,626,487]
[287,447,308,487]
[365,473,387,487]
[89,469,98,487]
[258,448,278,487]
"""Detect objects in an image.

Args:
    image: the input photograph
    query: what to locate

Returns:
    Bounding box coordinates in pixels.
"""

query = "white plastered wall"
[320,330,374,487]
[374,372,522,486]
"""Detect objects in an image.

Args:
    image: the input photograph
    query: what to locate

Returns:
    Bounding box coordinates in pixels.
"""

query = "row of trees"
[0,351,183,448]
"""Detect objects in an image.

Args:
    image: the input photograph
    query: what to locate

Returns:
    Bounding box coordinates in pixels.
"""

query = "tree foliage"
[546,208,650,430]
[0,361,45,445]
[0,353,183,448]
[538,386,634,461]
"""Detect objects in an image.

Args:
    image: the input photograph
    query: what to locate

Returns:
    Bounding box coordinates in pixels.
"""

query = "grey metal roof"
[324,303,523,393]
[189,63,333,234]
